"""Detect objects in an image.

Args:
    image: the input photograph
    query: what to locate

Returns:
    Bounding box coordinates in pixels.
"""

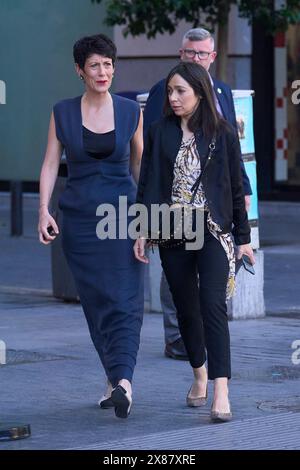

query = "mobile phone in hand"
[47,226,56,237]
[46,210,58,237]
[242,255,255,275]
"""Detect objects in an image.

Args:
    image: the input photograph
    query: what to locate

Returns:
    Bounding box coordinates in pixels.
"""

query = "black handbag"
[148,137,216,248]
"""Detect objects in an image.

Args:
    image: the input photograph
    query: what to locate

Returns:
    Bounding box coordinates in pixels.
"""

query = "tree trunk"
[216,21,229,81]
[215,1,231,81]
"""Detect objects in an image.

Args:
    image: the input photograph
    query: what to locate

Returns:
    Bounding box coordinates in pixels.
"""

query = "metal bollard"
[10,181,23,236]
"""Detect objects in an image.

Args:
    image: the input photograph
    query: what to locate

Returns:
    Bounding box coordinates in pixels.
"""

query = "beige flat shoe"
[186,385,208,407]
[210,402,232,422]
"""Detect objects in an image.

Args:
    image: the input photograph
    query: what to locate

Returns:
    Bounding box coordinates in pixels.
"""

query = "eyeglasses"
[183,49,214,60]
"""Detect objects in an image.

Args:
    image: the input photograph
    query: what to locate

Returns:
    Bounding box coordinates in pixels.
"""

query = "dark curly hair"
[73,34,117,69]
[164,62,227,139]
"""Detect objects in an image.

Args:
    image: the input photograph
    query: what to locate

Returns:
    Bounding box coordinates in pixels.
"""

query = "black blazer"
[137,116,251,246]
[143,77,252,196]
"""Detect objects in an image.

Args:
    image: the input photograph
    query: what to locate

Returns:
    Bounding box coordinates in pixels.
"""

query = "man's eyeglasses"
[183,49,214,60]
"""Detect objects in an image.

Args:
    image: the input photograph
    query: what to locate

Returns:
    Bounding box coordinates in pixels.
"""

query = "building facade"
[0,1,299,199]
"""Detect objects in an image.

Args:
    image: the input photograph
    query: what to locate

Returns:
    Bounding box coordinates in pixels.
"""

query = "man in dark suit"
[143,27,252,360]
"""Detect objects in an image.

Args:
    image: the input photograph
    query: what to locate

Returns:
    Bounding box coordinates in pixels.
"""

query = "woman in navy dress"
[38,34,144,419]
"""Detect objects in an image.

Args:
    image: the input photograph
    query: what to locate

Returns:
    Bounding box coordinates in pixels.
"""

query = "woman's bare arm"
[38,112,63,244]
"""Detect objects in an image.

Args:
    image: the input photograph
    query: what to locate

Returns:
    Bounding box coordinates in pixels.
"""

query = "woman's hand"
[244,195,251,212]
[133,238,149,264]
[38,208,59,245]
[236,243,255,265]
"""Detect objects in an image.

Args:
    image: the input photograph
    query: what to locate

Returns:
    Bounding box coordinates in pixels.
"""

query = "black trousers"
[159,219,231,380]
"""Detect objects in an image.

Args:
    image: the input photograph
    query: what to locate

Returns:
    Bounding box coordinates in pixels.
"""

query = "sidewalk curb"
[0,285,53,297]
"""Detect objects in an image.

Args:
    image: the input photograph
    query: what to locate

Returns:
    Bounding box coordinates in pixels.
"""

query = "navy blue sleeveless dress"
[53,94,144,388]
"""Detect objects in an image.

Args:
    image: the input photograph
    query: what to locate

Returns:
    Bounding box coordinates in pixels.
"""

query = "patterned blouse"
[171,135,236,299]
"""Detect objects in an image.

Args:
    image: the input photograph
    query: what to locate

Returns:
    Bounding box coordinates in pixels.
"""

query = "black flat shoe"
[98,395,114,409]
[111,385,132,419]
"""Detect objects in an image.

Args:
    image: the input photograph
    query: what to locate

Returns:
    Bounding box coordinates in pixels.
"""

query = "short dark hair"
[164,62,225,138]
[73,34,117,69]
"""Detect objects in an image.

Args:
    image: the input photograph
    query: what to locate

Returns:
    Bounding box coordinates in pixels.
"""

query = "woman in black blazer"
[134,62,255,422]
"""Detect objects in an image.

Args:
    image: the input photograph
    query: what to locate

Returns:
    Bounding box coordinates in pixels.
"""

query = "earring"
[80,75,84,81]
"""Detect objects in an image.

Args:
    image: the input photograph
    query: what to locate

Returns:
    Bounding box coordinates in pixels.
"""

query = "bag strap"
[190,136,216,204]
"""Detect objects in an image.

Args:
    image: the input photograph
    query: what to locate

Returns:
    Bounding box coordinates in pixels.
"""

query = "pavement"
[0,193,300,450]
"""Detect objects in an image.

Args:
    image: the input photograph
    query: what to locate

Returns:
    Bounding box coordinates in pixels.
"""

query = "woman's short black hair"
[164,62,227,138]
[73,33,117,69]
